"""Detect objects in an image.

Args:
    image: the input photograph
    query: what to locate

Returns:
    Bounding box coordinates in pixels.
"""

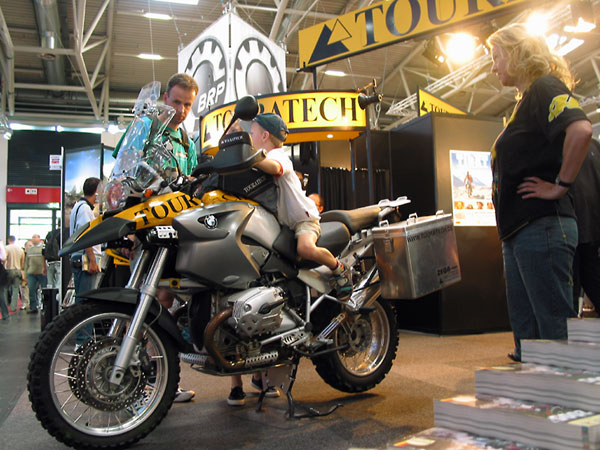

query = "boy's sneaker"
[174,388,195,403]
[227,386,246,406]
[333,263,353,302]
[251,377,280,398]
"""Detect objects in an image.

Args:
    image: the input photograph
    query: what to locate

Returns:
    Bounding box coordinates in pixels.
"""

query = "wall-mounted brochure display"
[449,149,496,227]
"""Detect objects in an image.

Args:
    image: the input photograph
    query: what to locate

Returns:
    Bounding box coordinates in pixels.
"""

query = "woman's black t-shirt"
[491,75,589,240]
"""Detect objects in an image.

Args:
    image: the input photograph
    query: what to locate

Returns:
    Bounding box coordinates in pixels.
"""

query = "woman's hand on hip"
[517,176,568,200]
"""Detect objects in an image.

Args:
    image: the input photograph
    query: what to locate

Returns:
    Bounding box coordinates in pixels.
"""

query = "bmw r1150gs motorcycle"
[27,82,411,450]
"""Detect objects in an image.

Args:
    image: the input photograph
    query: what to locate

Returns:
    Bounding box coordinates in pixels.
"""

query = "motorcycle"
[27,82,411,449]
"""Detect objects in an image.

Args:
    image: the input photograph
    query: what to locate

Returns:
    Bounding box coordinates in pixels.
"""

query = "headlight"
[106,180,124,211]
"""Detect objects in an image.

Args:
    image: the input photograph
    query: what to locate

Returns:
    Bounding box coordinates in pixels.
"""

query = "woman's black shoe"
[507,352,521,362]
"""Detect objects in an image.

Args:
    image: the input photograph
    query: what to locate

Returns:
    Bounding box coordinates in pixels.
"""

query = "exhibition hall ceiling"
[1,0,599,131]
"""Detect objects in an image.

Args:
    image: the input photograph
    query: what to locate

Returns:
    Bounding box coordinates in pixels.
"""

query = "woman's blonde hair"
[486,23,575,93]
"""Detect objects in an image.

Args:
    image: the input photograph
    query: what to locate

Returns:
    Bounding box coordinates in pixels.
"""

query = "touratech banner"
[200,91,367,152]
[418,88,467,116]
[299,0,532,69]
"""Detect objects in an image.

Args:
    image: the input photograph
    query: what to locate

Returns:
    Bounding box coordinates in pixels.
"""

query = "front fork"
[109,247,169,385]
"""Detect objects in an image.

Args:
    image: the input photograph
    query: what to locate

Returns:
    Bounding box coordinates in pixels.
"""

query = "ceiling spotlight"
[324,70,346,77]
[446,33,477,64]
[143,12,172,20]
[526,12,550,36]
[138,53,164,60]
[423,39,446,66]
[154,0,199,5]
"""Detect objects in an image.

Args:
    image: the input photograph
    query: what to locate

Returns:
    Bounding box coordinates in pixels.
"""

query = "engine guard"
[79,287,193,352]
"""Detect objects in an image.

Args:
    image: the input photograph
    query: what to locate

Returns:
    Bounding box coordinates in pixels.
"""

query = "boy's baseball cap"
[253,113,288,142]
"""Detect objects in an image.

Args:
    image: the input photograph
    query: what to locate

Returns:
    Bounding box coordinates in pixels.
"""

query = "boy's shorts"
[295,219,321,240]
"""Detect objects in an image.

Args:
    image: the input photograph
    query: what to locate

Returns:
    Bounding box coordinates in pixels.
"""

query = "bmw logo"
[203,215,218,229]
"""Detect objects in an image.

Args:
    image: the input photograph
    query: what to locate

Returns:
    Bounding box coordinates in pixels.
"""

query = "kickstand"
[255,390,267,412]
[285,362,342,419]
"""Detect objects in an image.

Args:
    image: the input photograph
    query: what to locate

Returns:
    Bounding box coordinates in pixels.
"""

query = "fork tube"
[126,249,152,289]
[305,286,311,323]
[109,247,169,385]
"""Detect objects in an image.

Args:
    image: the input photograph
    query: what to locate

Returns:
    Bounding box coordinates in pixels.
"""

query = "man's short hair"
[83,177,101,197]
[166,73,199,96]
[8,235,16,243]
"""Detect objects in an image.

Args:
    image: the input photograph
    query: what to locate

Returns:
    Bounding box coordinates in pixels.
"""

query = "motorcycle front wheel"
[27,300,179,450]
[313,298,398,393]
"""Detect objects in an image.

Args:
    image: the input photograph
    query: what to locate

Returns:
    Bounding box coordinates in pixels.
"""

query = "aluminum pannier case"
[373,211,461,299]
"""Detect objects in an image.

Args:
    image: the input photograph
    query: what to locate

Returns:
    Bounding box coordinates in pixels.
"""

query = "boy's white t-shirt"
[265,147,320,229]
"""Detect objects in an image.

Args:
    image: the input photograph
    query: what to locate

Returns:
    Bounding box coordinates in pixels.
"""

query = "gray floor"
[0,309,515,449]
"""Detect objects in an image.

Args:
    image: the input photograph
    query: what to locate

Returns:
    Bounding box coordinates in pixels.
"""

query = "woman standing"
[487,23,592,361]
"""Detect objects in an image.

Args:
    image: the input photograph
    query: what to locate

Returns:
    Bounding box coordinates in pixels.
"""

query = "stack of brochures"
[388,426,543,449]
[521,338,600,372]
[475,363,600,412]
[434,394,600,450]
[567,318,600,344]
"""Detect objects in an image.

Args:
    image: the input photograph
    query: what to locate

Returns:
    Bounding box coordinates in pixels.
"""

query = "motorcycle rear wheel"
[27,300,179,450]
[313,299,398,393]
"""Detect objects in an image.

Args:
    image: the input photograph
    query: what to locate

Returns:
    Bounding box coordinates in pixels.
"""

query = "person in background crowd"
[487,23,592,362]
[308,193,324,214]
[0,240,9,321]
[43,225,62,289]
[4,235,24,313]
[20,240,32,310]
[24,234,47,313]
[571,138,600,313]
[69,177,102,300]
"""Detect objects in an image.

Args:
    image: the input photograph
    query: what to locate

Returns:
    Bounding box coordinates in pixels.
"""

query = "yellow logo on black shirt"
[548,94,581,122]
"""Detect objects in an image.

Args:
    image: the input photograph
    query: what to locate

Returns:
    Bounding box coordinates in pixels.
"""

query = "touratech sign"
[299,0,532,69]
[418,88,467,116]
[200,91,367,151]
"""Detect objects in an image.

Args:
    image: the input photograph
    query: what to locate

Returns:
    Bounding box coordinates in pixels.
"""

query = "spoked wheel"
[313,299,398,392]
[28,300,179,450]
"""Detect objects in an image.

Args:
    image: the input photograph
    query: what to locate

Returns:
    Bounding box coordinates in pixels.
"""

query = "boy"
[252,113,352,298]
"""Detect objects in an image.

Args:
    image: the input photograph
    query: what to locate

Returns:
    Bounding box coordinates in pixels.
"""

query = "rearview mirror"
[235,95,259,121]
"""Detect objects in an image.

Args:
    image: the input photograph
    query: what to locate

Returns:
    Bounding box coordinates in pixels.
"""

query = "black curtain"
[321,167,352,210]
[321,167,390,211]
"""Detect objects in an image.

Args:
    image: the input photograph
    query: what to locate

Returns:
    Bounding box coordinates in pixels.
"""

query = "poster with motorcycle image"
[178,13,287,138]
[449,150,496,226]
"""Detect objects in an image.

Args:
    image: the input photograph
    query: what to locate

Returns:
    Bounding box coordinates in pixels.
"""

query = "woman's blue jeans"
[502,215,578,357]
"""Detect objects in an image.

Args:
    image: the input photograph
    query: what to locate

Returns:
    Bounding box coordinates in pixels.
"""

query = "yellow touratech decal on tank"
[78,192,203,240]
[74,191,257,243]
[125,192,203,228]
[548,94,581,122]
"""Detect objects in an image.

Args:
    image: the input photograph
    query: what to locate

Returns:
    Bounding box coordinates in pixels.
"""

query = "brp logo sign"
[185,37,228,118]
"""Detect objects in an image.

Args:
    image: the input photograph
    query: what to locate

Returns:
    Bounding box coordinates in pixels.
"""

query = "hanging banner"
[418,88,467,116]
[299,0,533,69]
[200,91,366,152]
[178,13,287,137]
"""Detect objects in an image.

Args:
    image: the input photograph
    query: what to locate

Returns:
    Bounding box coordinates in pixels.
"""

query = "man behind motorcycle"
[113,72,199,403]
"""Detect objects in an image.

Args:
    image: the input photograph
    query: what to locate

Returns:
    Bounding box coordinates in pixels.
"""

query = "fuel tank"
[172,201,280,289]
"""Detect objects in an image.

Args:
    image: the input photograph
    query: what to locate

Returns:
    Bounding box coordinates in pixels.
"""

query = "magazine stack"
[425,318,600,450]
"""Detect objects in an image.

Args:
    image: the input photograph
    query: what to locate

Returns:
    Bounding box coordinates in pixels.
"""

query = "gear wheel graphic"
[234,37,284,99]
[185,37,228,128]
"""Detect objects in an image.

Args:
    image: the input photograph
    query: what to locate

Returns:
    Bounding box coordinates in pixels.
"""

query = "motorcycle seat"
[320,205,382,234]
[273,221,351,269]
